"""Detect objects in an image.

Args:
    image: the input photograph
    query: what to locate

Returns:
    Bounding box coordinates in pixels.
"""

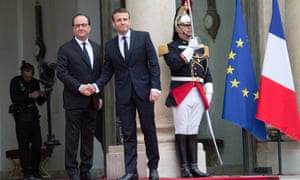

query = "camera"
[38,62,56,88]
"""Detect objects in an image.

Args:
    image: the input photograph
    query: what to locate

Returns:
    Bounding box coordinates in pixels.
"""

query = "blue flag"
[222,0,266,141]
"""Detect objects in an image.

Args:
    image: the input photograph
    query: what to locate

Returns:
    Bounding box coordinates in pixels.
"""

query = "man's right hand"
[79,84,96,96]
[188,36,203,50]
[181,36,204,63]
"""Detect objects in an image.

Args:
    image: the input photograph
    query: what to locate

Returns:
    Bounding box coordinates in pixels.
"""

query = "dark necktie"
[82,42,91,65]
[122,36,129,58]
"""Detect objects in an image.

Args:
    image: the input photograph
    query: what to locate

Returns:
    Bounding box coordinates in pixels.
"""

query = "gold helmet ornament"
[174,1,191,30]
[172,0,193,40]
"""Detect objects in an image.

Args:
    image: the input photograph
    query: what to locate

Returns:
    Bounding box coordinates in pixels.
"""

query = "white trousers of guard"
[172,87,205,135]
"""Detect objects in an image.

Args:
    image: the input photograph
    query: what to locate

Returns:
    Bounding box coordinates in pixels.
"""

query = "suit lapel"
[89,40,97,71]
[112,37,128,64]
[123,30,135,63]
[129,30,135,57]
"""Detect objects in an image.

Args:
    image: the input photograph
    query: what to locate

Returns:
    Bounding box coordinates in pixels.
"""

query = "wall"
[0,0,104,176]
[2,0,298,177]
[0,0,249,176]
[0,0,20,172]
[194,0,244,166]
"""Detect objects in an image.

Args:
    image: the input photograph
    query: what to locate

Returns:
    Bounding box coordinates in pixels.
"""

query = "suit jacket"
[56,38,102,110]
[96,30,161,104]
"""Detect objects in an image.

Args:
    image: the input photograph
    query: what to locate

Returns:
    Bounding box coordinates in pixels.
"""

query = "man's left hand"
[149,91,160,102]
[98,99,103,111]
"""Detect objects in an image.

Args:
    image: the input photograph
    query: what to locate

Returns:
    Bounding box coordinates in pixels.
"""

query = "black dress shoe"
[32,171,43,180]
[189,164,209,177]
[149,169,159,180]
[117,173,139,180]
[80,171,96,180]
[180,164,193,178]
[69,174,80,180]
[68,171,80,180]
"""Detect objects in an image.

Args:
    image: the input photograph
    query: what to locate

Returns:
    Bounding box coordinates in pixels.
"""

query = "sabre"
[185,0,222,165]
[186,0,195,37]
[206,111,223,165]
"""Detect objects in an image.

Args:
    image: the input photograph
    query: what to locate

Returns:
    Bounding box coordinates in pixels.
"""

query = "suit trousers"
[117,89,160,173]
[65,108,97,174]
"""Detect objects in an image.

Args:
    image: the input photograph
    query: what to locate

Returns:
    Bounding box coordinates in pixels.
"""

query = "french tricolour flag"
[256,0,300,141]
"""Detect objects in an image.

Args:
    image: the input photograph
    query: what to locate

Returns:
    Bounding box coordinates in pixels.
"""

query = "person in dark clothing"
[9,60,46,180]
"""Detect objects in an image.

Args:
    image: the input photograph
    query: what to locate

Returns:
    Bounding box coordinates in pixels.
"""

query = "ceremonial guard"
[159,0,213,178]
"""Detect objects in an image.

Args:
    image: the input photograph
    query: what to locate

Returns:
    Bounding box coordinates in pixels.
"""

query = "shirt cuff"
[93,83,100,93]
[151,88,161,94]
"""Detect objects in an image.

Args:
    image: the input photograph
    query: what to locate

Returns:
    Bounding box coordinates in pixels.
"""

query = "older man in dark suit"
[56,14,102,180]
[95,8,161,180]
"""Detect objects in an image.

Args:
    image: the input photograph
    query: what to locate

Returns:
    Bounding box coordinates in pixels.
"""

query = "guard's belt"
[171,76,204,83]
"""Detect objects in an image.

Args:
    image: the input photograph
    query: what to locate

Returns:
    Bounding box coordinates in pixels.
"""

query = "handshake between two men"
[78,82,160,108]
[79,83,103,110]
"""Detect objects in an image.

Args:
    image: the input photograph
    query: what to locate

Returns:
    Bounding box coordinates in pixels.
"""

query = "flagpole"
[276,129,282,175]
[242,129,249,175]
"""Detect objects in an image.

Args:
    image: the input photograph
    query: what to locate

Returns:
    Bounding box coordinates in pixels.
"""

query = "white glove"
[181,47,194,63]
[206,93,213,105]
[188,36,203,50]
[204,82,213,104]
[181,37,204,63]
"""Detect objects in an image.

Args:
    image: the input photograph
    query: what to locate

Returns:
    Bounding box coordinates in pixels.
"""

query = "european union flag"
[222,0,266,141]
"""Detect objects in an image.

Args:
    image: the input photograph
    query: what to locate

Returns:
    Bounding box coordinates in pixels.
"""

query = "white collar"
[118,30,131,41]
[75,37,89,46]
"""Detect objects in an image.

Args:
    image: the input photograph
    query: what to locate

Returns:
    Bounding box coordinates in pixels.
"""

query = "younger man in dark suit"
[94,8,161,180]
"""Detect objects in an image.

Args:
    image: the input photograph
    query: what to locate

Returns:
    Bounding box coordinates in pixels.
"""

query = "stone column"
[285,0,300,106]
[257,1,300,174]
[126,0,175,143]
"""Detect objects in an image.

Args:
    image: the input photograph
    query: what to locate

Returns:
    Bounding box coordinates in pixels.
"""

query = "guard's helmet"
[174,7,191,28]
[173,0,192,40]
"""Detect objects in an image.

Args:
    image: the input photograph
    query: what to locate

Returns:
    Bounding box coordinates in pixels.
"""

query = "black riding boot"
[175,134,193,178]
[187,135,209,177]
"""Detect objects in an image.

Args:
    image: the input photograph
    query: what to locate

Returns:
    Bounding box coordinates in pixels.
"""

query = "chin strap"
[177,29,191,40]
[206,110,223,165]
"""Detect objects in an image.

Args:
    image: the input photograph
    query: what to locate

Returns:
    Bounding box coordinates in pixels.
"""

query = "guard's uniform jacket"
[159,38,213,109]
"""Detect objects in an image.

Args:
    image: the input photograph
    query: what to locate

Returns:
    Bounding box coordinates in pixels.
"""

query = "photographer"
[9,60,46,180]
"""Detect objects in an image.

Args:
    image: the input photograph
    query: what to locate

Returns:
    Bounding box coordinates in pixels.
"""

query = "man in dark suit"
[95,8,161,180]
[56,14,102,180]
